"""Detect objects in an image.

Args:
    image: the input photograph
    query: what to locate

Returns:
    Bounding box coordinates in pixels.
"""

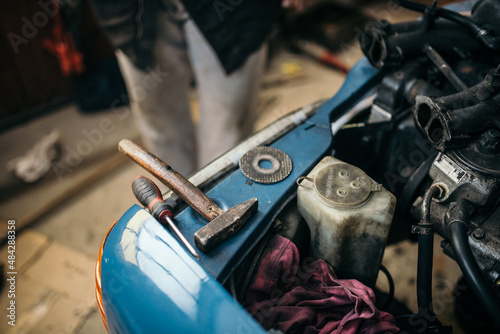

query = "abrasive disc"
[239,146,293,184]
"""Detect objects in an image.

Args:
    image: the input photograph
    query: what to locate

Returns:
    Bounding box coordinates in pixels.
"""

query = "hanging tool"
[132,176,200,260]
[41,0,83,77]
[119,139,259,253]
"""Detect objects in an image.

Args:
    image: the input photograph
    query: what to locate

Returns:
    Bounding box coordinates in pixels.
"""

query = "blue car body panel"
[100,57,382,333]
[101,205,266,334]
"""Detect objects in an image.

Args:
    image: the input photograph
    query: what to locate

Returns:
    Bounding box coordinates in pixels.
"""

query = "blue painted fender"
[100,205,266,334]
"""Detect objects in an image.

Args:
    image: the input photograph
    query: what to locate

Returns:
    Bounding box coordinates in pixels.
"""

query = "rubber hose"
[380,265,395,311]
[393,0,481,33]
[416,185,442,325]
[417,231,435,318]
[393,0,500,49]
[449,220,500,328]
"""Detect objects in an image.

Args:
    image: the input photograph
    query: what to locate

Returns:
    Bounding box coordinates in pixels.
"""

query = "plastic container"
[297,156,396,286]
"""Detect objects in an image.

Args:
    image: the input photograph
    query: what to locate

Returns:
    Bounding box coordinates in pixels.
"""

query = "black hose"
[416,185,442,326]
[360,20,481,68]
[380,265,395,311]
[448,204,500,328]
[393,0,480,33]
[392,0,500,50]
[417,231,435,317]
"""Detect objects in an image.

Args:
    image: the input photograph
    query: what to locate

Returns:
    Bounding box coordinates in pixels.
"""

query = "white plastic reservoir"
[297,156,396,287]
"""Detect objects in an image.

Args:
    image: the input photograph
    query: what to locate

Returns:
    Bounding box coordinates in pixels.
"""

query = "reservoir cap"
[314,163,376,207]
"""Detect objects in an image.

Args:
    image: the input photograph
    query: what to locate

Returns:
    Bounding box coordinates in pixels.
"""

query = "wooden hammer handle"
[119,139,223,221]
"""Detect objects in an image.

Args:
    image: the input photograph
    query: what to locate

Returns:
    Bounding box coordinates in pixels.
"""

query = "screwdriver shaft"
[164,216,201,260]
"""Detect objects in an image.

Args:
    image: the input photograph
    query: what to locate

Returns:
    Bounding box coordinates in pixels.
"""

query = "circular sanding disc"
[239,146,293,184]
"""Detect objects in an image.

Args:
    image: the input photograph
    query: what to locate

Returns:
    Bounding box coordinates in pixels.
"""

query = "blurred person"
[91,0,285,175]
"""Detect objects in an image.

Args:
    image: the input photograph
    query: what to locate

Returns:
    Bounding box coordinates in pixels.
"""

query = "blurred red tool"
[295,39,349,74]
[41,1,83,77]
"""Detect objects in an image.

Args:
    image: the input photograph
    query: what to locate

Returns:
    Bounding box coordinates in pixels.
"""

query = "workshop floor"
[0,3,466,334]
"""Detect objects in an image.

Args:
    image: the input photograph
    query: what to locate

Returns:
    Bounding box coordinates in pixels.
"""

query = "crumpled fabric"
[7,130,60,183]
[245,235,399,334]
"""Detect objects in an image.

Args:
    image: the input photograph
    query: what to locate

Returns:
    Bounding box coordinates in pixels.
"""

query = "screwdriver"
[132,176,201,260]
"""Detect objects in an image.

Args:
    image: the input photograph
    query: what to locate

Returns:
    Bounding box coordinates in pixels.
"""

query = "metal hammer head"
[194,198,258,253]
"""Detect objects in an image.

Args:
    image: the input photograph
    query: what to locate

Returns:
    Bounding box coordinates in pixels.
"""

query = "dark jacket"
[92,0,281,74]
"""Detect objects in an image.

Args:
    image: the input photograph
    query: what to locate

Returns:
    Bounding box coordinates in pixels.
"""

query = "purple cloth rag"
[245,235,400,334]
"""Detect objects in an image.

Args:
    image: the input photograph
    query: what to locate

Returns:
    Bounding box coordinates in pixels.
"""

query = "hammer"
[118,139,258,253]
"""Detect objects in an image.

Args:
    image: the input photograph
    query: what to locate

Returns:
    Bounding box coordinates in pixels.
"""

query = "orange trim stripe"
[95,220,117,332]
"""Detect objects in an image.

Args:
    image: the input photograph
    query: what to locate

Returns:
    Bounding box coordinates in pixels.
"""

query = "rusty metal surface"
[194,197,258,253]
[118,139,224,221]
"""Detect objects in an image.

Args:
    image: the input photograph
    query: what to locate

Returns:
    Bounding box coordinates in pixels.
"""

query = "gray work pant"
[116,4,266,175]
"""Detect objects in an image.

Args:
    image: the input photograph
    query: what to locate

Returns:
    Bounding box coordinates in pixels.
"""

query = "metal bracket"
[412,224,433,235]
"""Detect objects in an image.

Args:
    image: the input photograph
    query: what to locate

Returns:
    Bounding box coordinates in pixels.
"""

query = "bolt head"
[479,129,500,153]
[473,228,485,240]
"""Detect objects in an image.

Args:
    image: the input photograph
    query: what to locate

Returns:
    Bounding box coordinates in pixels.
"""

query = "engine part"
[360,19,481,69]
[452,128,500,177]
[349,0,500,327]
[360,0,500,69]
[395,0,500,50]
[453,276,499,332]
[423,44,468,92]
[448,200,500,328]
[297,156,396,287]
[413,65,500,151]
[411,150,500,317]
[422,152,500,236]
[369,61,441,120]
[239,146,293,184]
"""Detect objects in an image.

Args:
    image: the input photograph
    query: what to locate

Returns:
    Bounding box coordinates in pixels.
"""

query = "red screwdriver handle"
[132,176,173,222]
